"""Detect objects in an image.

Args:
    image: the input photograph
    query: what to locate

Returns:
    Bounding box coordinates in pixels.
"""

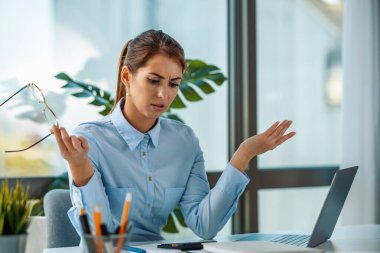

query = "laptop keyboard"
[270,234,310,247]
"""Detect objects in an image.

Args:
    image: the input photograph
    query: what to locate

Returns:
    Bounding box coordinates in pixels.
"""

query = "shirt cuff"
[215,163,250,199]
[71,170,104,211]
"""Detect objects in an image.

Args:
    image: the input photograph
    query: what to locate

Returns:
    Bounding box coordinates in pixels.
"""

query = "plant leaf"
[90,97,110,106]
[184,79,215,94]
[62,82,78,89]
[170,95,186,109]
[72,91,92,98]
[162,214,179,233]
[30,199,44,216]
[179,83,203,102]
[180,59,227,102]
[173,206,187,227]
[55,72,73,82]
[56,73,115,115]
[0,180,31,235]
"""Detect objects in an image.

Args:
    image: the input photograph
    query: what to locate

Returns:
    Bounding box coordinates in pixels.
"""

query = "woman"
[51,30,295,242]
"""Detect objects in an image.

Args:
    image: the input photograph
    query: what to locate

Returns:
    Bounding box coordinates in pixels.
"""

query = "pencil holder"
[82,233,129,253]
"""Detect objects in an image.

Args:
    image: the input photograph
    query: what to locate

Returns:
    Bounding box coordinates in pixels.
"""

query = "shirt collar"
[110,98,161,150]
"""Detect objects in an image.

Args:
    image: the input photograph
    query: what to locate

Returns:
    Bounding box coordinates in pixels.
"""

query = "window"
[256,0,343,232]
[0,0,228,177]
[228,0,341,233]
[257,0,343,168]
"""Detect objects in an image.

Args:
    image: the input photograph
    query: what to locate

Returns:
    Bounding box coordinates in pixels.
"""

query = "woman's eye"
[169,82,179,88]
[148,78,160,84]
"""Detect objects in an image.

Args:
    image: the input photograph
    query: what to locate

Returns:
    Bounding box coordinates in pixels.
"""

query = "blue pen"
[127,246,147,253]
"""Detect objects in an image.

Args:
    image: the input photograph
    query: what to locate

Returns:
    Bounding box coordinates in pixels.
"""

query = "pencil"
[119,192,132,234]
[93,206,102,236]
[93,205,103,252]
[115,192,132,253]
[79,208,91,234]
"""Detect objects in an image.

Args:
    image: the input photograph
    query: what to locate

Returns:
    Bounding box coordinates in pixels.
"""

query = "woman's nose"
[157,86,168,98]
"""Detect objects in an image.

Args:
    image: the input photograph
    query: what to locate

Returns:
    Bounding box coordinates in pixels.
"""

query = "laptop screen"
[308,166,358,247]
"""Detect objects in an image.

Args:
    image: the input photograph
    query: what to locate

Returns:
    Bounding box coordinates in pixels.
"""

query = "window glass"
[0,0,228,177]
[257,0,343,168]
[258,187,330,232]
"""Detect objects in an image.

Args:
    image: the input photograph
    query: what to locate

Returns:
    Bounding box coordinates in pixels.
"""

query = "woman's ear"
[121,66,131,87]
[121,66,132,96]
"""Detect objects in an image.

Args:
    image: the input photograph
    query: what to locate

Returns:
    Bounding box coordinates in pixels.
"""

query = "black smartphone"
[157,240,217,251]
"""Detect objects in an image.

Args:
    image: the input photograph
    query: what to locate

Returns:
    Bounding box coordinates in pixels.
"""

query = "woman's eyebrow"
[148,72,181,81]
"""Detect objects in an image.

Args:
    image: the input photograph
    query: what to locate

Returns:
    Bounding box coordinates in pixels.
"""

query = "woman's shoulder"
[73,116,113,136]
[159,117,196,137]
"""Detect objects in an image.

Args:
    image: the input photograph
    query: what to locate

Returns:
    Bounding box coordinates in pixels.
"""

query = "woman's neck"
[122,100,157,133]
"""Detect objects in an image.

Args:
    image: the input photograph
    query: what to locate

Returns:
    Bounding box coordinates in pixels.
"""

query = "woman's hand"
[230,120,296,172]
[51,125,94,186]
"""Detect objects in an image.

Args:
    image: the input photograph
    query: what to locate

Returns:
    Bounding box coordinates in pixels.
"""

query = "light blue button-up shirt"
[67,99,250,242]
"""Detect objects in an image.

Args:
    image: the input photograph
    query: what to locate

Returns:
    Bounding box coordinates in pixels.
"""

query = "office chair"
[43,189,80,248]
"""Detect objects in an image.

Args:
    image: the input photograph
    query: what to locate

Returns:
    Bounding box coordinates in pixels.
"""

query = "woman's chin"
[144,111,163,120]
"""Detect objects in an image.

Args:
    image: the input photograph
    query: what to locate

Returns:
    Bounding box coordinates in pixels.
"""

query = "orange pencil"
[93,205,103,253]
[119,192,132,234]
[93,206,102,236]
[116,192,132,253]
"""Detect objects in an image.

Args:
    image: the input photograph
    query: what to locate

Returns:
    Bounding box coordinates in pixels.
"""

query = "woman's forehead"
[140,54,183,76]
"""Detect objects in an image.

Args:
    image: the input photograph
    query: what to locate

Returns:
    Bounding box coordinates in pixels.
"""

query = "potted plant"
[0,180,32,253]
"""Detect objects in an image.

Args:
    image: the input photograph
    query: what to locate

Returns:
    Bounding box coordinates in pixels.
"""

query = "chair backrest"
[43,189,80,248]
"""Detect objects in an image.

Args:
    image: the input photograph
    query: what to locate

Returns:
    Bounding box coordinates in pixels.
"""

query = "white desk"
[43,224,380,253]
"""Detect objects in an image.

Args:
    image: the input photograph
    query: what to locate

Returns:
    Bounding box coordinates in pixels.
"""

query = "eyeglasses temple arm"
[0,85,29,107]
[4,132,53,153]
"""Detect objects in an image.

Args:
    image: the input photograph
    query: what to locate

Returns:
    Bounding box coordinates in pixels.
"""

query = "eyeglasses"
[0,83,59,153]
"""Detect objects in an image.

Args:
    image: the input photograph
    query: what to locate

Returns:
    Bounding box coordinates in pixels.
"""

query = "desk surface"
[43,224,380,253]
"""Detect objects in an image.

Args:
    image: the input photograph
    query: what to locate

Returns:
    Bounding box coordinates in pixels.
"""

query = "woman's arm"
[51,125,117,234]
[230,120,296,172]
[179,120,295,239]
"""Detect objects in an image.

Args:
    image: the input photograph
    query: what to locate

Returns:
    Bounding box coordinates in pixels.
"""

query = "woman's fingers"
[51,125,69,154]
[277,120,292,138]
[60,127,75,152]
[264,121,280,136]
[78,136,89,151]
[275,131,296,146]
[50,125,89,163]
[71,136,83,152]
[269,120,291,138]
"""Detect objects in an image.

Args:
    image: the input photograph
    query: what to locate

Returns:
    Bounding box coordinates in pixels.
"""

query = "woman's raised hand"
[230,120,296,172]
[51,125,94,186]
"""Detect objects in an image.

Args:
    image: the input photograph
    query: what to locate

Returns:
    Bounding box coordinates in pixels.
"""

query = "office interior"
[0,0,379,253]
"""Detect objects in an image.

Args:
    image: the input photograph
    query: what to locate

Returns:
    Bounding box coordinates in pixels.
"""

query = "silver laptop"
[237,166,358,248]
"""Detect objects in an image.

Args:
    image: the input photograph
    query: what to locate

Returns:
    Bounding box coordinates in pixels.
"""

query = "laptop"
[236,166,358,248]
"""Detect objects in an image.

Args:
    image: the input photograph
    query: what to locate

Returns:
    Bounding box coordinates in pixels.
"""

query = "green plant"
[54,58,227,233]
[0,180,32,235]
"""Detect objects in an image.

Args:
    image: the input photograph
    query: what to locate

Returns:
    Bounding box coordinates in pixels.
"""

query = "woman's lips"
[151,104,165,111]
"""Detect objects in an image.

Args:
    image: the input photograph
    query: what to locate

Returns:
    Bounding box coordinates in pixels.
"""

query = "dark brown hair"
[110,29,186,113]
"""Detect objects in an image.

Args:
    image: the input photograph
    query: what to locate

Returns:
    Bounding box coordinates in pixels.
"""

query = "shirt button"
[76,200,82,209]
[144,135,149,140]
[142,151,146,156]
[148,176,152,181]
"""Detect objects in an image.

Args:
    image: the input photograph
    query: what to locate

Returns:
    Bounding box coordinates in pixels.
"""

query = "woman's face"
[122,54,183,120]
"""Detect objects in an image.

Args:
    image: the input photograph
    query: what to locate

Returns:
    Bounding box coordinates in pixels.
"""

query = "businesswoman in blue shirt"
[51,30,296,242]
